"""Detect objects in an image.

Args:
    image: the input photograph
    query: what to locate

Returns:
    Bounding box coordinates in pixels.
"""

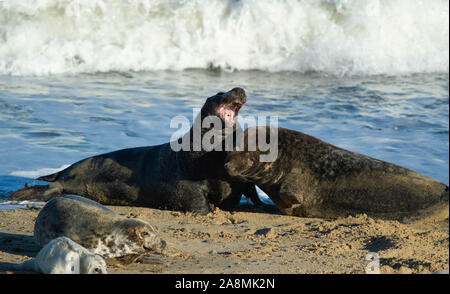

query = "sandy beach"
[0,0,448,277]
[0,204,447,274]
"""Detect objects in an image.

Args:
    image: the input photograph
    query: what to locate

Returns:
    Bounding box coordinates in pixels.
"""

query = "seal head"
[201,87,246,128]
[120,219,167,251]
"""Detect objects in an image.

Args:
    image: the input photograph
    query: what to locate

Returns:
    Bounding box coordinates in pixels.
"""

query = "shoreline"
[0,204,448,274]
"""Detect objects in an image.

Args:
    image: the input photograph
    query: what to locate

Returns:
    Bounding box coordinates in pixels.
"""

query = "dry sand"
[0,204,448,274]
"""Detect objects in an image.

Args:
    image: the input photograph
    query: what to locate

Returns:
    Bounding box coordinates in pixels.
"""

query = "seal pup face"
[80,254,108,274]
[91,218,166,258]
[201,87,247,128]
[125,219,167,252]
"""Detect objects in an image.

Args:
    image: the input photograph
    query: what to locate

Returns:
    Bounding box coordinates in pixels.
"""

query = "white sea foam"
[9,164,70,179]
[0,0,448,76]
[0,200,47,210]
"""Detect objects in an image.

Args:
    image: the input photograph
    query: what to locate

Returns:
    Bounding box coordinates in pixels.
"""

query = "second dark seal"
[225,126,449,221]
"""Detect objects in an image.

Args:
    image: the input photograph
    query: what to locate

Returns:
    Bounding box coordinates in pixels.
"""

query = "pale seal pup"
[34,195,166,258]
[14,236,107,274]
[9,88,268,213]
[224,126,449,220]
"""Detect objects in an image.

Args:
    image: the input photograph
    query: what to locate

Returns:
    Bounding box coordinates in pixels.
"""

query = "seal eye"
[94,268,100,273]
[141,231,150,237]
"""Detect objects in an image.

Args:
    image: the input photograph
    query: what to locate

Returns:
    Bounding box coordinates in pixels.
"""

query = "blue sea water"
[0,0,448,207]
[0,71,448,205]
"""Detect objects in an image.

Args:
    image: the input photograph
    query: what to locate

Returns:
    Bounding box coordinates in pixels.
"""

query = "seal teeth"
[218,105,236,125]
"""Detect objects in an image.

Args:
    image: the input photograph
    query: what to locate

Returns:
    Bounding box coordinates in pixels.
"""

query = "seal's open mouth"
[202,87,246,128]
[218,102,242,126]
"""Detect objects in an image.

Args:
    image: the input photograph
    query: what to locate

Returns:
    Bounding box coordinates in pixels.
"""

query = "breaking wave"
[0,0,448,76]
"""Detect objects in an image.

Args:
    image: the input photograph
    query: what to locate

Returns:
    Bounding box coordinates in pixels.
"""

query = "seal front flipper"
[13,259,39,273]
[276,181,309,217]
[8,182,62,201]
[169,180,212,215]
[274,174,328,218]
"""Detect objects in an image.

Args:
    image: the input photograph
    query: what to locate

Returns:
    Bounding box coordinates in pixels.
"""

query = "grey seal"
[9,88,268,213]
[14,236,107,274]
[34,195,166,258]
[224,126,449,220]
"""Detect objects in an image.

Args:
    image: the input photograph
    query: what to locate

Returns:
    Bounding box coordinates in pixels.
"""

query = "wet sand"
[0,204,448,274]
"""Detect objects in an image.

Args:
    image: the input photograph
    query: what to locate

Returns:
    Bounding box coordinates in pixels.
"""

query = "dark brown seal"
[224,126,449,221]
[34,195,166,258]
[9,88,267,214]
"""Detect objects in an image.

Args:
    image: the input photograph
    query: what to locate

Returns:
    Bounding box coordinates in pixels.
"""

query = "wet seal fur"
[14,236,107,274]
[225,126,449,221]
[10,88,267,213]
[34,195,166,258]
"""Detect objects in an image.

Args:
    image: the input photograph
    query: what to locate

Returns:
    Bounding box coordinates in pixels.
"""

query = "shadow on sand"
[0,232,40,256]
[0,232,41,273]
